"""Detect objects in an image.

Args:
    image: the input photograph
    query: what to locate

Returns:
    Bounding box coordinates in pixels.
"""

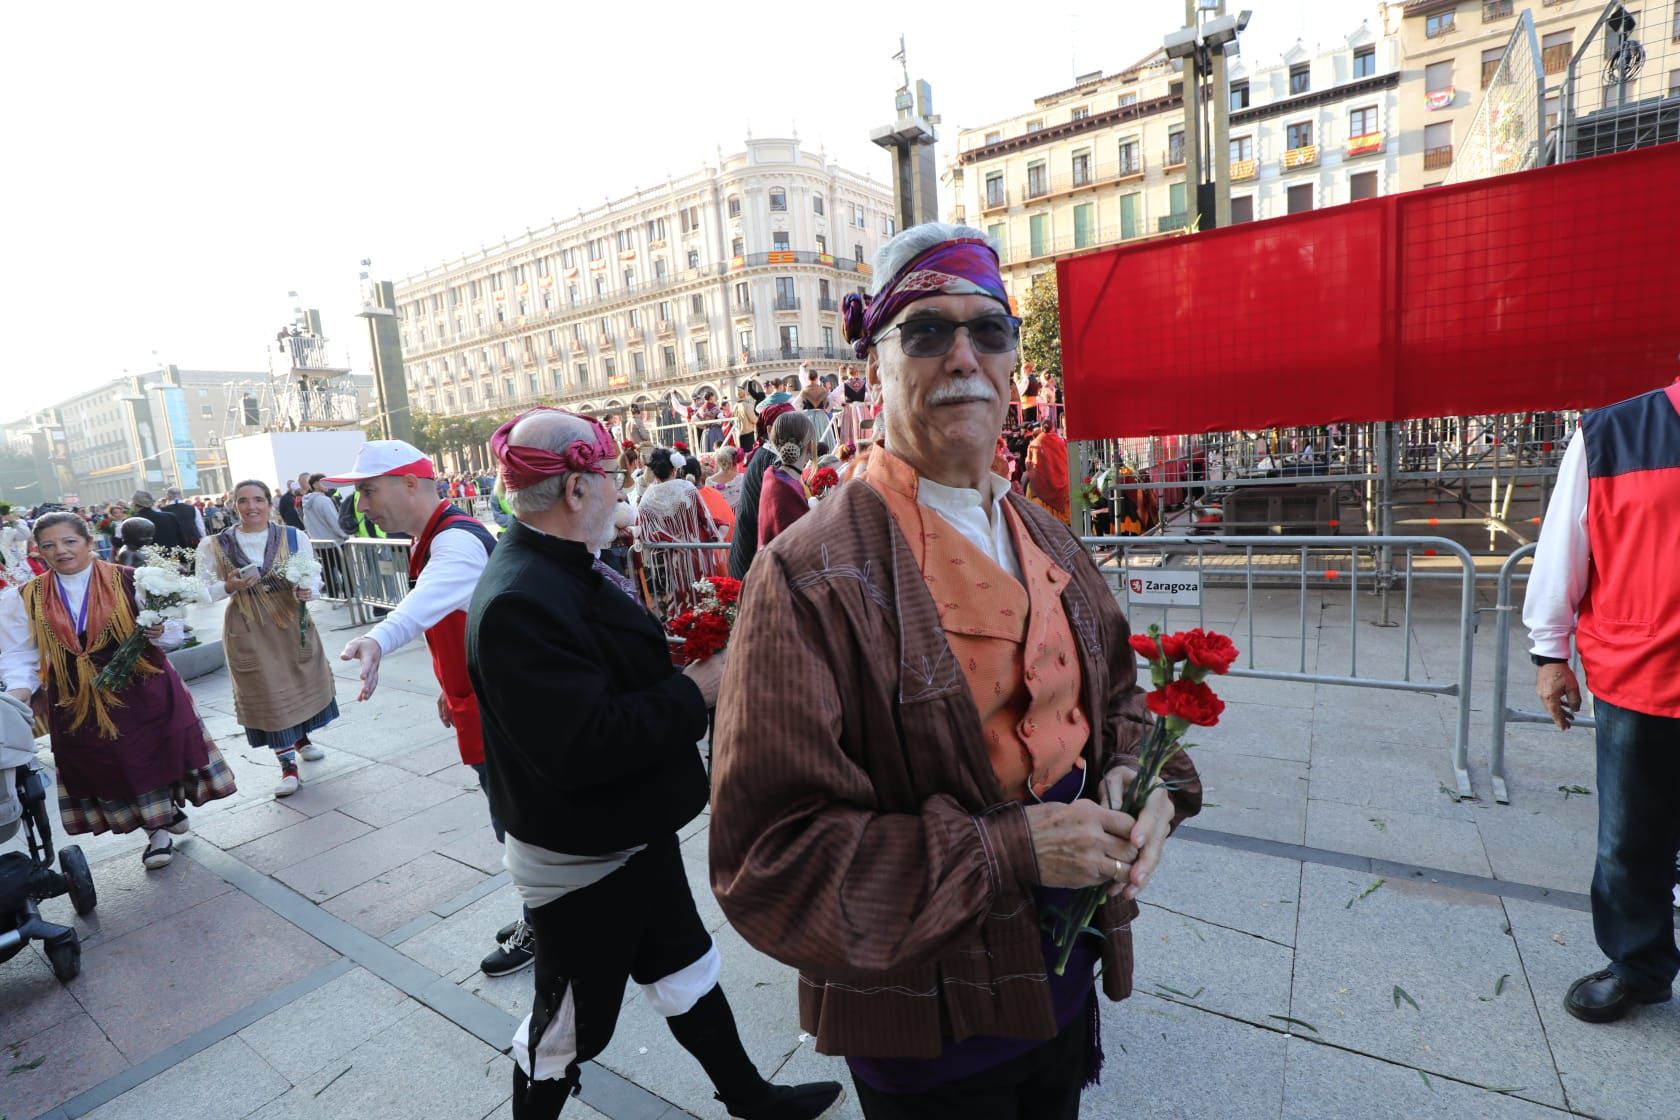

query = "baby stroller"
[0,692,96,982]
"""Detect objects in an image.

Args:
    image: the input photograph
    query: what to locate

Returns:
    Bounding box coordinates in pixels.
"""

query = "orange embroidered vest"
[865,449,1089,801]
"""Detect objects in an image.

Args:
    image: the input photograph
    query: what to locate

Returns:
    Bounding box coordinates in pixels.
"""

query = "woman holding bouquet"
[0,512,236,870]
[194,480,337,799]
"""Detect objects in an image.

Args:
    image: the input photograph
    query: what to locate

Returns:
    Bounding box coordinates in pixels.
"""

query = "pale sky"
[0,0,1368,420]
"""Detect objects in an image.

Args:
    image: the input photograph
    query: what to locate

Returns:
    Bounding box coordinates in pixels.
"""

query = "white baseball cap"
[323,441,436,484]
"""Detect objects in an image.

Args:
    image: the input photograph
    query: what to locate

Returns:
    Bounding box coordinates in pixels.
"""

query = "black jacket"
[134,505,183,550]
[278,491,306,530]
[159,501,201,547]
[466,520,708,855]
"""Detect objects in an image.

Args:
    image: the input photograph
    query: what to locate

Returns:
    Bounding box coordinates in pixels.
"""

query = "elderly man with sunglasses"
[709,223,1202,1119]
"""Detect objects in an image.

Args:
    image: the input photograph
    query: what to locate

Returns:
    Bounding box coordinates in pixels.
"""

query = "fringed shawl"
[20,561,159,739]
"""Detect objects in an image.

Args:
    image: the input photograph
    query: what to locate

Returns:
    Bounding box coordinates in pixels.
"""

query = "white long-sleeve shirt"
[363,525,490,656]
[1522,427,1591,660]
[195,529,321,602]
[0,569,184,695]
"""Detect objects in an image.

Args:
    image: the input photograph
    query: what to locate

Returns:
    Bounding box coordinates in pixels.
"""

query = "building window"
[1349,106,1378,137]
[1229,80,1250,111]
[1072,202,1094,249]
[687,249,700,269]
[616,230,634,252]
[779,325,799,356]
[816,234,827,255]
[691,293,704,315]
[594,275,606,297]
[1118,139,1140,174]
[852,203,866,228]
[1426,60,1454,94]
[560,249,575,268]
[627,308,641,330]
[735,281,749,308]
[1029,213,1048,258]
[646,217,667,242]
[882,217,895,236]
[632,351,645,375]
[1230,195,1255,224]
[986,222,1006,253]
[694,341,709,367]
[623,268,635,290]
[728,196,741,217]
[1426,10,1455,38]
[1120,193,1141,239]
[1482,0,1512,21]
[1481,46,1505,88]
[1287,121,1314,150]
[985,172,1006,208]
[773,230,791,251]
[1070,105,1089,121]
[1424,121,1453,167]
[823,326,834,353]
[854,243,865,262]
[1119,91,1138,107]
[813,193,824,215]
[678,205,700,234]
[1026,161,1048,197]
[604,358,616,379]
[575,363,589,387]
[1167,130,1185,165]
[1071,150,1091,185]
[1350,171,1379,201]
[769,187,787,211]
[661,345,676,372]
[985,130,1002,144]
[200,404,214,418]
[1168,181,1187,218]
[1541,31,1572,75]
[738,330,753,355]
[1289,63,1311,94]
[731,236,744,258]
[1287,183,1314,213]
[1230,135,1253,161]
[654,258,667,280]
[775,276,797,309]
[1353,46,1376,78]
[528,373,538,395]
[1026,118,1043,132]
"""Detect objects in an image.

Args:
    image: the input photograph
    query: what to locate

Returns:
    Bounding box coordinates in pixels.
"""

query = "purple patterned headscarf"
[841,238,1010,359]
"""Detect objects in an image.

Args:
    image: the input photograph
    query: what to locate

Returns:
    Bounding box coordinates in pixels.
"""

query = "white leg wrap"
[639,940,721,1018]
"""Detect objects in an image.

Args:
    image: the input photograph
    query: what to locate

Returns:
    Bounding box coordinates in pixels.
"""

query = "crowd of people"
[3,221,1673,1120]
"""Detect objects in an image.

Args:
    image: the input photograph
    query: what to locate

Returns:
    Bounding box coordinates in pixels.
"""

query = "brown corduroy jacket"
[709,480,1202,1059]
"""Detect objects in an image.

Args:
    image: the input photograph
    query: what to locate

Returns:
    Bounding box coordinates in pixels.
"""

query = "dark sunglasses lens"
[969,316,1018,353]
[899,320,955,356]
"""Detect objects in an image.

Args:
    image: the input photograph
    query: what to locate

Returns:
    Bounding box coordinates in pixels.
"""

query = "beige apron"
[212,527,336,733]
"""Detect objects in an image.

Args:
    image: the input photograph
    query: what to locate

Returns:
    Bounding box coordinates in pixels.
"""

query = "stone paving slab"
[1087,994,1290,1120]
[1189,749,1309,846]
[34,845,234,950]
[271,792,487,901]
[1133,907,1294,1028]
[226,809,373,876]
[234,965,416,1086]
[394,880,524,981]
[319,850,488,937]
[79,1035,290,1120]
[1288,865,1565,1109]
[183,798,310,850]
[1279,1036,1566,1119]
[2,1002,130,1120]
[67,887,339,1065]
[1503,897,1680,1120]
[1304,796,1493,878]
[1142,838,1301,947]
[334,772,471,830]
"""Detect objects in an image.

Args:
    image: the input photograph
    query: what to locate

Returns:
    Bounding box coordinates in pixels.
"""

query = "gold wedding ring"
[1113,858,1125,881]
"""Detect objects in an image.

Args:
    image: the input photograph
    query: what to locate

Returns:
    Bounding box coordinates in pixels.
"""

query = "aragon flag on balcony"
[1055,142,1680,440]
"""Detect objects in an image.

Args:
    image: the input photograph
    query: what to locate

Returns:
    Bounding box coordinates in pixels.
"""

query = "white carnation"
[135,610,164,627]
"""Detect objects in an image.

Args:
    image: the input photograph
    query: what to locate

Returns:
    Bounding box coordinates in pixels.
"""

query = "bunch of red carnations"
[666,576,742,664]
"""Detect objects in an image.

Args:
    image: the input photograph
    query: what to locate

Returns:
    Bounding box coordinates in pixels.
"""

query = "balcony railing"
[1423,144,1455,170]
[657,319,674,335]
[1229,158,1258,181]
[732,301,753,315]
[1164,147,1186,169]
[817,298,839,312]
[1541,43,1571,74]
[774,296,801,311]
[1013,163,1138,207]
[982,192,1008,213]
[1157,212,1191,233]
[278,335,346,372]
[688,313,710,328]
[1345,131,1385,158]
[1282,145,1319,170]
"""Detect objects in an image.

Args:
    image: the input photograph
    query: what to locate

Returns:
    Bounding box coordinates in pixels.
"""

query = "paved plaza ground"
[4,563,1676,1120]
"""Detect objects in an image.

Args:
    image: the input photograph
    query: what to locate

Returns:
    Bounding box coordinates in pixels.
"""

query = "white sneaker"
[274,765,301,798]
[298,743,325,761]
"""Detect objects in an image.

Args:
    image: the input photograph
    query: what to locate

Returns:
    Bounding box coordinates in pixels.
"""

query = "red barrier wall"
[1057,143,1680,440]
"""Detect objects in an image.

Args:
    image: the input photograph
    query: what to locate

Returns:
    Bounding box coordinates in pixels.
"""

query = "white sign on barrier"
[1125,569,1202,607]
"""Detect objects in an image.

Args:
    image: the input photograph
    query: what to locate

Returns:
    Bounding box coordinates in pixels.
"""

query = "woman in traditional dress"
[634,448,723,613]
[0,512,236,870]
[194,480,336,799]
[757,410,817,549]
[1025,422,1071,524]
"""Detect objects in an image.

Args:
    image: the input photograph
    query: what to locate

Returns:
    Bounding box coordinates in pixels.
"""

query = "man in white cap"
[327,441,535,977]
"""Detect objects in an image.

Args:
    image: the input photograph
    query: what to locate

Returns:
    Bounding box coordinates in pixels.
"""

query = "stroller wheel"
[60,845,97,916]
[45,931,81,982]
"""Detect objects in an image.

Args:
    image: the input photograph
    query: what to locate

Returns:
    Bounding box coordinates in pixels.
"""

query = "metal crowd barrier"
[1083,534,1480,800]
[1488,541,1594,805]
[636,540,730,618]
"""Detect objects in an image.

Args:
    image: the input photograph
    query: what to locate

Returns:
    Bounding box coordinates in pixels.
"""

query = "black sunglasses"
[875,313,1022,358]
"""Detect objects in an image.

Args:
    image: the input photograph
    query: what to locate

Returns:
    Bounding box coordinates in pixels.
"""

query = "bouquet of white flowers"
[280,551,322,649]
[97,564,203,691]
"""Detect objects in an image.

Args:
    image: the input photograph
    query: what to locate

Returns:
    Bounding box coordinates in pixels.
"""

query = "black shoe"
[720,1081,845,1120]
[1564,968,1672,1023]
[481,917,536,977]
[496,918,521,943]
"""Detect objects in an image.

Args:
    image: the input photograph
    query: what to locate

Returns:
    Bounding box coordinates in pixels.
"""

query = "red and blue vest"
[409,502,496,763]
[1576,379,1680,718]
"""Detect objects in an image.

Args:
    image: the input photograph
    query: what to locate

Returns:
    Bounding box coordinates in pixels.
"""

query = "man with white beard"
[466,408,843,1120]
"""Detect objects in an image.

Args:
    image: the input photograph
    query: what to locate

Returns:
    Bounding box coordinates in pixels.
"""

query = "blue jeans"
[1592,697,1680,991]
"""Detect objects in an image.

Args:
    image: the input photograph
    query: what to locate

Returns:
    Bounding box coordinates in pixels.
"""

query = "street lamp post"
[1164,3,1250,232]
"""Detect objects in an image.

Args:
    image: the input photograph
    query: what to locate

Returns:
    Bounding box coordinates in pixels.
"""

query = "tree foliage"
[408,410,511,471]
[1019,272,1061,383]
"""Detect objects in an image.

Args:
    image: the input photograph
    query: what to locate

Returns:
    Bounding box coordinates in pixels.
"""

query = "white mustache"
[927,376,999,405]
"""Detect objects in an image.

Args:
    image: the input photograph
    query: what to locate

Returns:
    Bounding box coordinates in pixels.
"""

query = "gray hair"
[165,487,182,500]
[868,222,995,298]
[130,490,155,507]
[504,411,602,517]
